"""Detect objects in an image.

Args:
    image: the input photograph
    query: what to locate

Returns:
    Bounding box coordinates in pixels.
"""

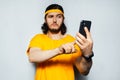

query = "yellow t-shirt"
[27,34,82,80]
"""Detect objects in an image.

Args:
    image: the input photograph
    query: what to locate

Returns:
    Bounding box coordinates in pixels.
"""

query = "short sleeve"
[26,34,43,55]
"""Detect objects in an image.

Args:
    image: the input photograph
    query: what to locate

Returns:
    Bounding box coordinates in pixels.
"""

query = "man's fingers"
[84,27,91,39]
[75,40,83,49]
[76,32,86,42]
[62,42,76,53]
[76,36,84,45]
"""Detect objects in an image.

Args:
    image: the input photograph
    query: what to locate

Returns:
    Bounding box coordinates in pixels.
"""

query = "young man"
[27,4,94,80]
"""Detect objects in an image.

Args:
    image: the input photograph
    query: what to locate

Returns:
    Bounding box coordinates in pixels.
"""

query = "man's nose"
[53,17,57,23]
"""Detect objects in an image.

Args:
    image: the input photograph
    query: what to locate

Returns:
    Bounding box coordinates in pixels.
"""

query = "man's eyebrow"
[57,14,62,16]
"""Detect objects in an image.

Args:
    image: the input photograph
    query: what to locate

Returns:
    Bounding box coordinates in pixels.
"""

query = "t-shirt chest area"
[41,38,64,50]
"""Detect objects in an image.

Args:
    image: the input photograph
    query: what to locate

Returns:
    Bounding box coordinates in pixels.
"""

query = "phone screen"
[79,20,91,38]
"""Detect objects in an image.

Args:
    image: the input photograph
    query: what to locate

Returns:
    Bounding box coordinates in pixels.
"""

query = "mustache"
[51,23,58,26]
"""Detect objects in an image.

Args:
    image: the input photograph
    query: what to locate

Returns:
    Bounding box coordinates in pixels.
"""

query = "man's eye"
[57,15,62,18]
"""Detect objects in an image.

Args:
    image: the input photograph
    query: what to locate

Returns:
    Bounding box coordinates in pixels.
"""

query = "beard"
[48,26,61,34]
[47,22,62,34]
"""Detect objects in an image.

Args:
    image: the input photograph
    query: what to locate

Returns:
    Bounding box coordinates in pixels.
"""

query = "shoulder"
[32,34,45,38]
[31,34,46,41]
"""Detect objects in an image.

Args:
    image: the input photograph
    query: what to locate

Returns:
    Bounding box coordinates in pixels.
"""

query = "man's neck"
[47,31,64,40]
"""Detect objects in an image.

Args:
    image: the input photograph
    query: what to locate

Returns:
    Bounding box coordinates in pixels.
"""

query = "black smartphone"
[79,20,92,38]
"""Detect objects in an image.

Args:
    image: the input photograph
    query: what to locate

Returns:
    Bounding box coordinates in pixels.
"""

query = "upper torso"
[28,34,82,80]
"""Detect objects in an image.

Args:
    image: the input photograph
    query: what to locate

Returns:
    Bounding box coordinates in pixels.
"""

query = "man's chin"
[49,29,61,33]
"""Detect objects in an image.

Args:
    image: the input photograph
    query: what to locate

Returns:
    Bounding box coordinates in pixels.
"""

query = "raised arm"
[74,27,94,75]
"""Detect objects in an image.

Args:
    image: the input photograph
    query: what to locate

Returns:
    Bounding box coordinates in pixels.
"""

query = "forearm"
[80,57,92,75]
[28,48,61,63]
[75,57,93,75]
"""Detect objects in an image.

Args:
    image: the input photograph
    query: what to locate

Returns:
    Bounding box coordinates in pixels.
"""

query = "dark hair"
[41,4,67,35]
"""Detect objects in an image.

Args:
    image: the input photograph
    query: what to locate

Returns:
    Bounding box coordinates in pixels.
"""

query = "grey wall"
[0,0,120,80]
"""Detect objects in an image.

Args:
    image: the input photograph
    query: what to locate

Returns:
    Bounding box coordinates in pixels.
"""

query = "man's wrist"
[82,51,94,61]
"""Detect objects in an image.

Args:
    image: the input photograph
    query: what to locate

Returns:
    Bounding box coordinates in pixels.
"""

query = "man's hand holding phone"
[75,20,93,60]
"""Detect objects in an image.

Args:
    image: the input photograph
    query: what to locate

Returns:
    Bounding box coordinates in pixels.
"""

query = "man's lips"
[51,23,58,26]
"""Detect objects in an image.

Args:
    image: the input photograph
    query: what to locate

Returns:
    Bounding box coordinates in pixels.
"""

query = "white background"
[0,0,120,80]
